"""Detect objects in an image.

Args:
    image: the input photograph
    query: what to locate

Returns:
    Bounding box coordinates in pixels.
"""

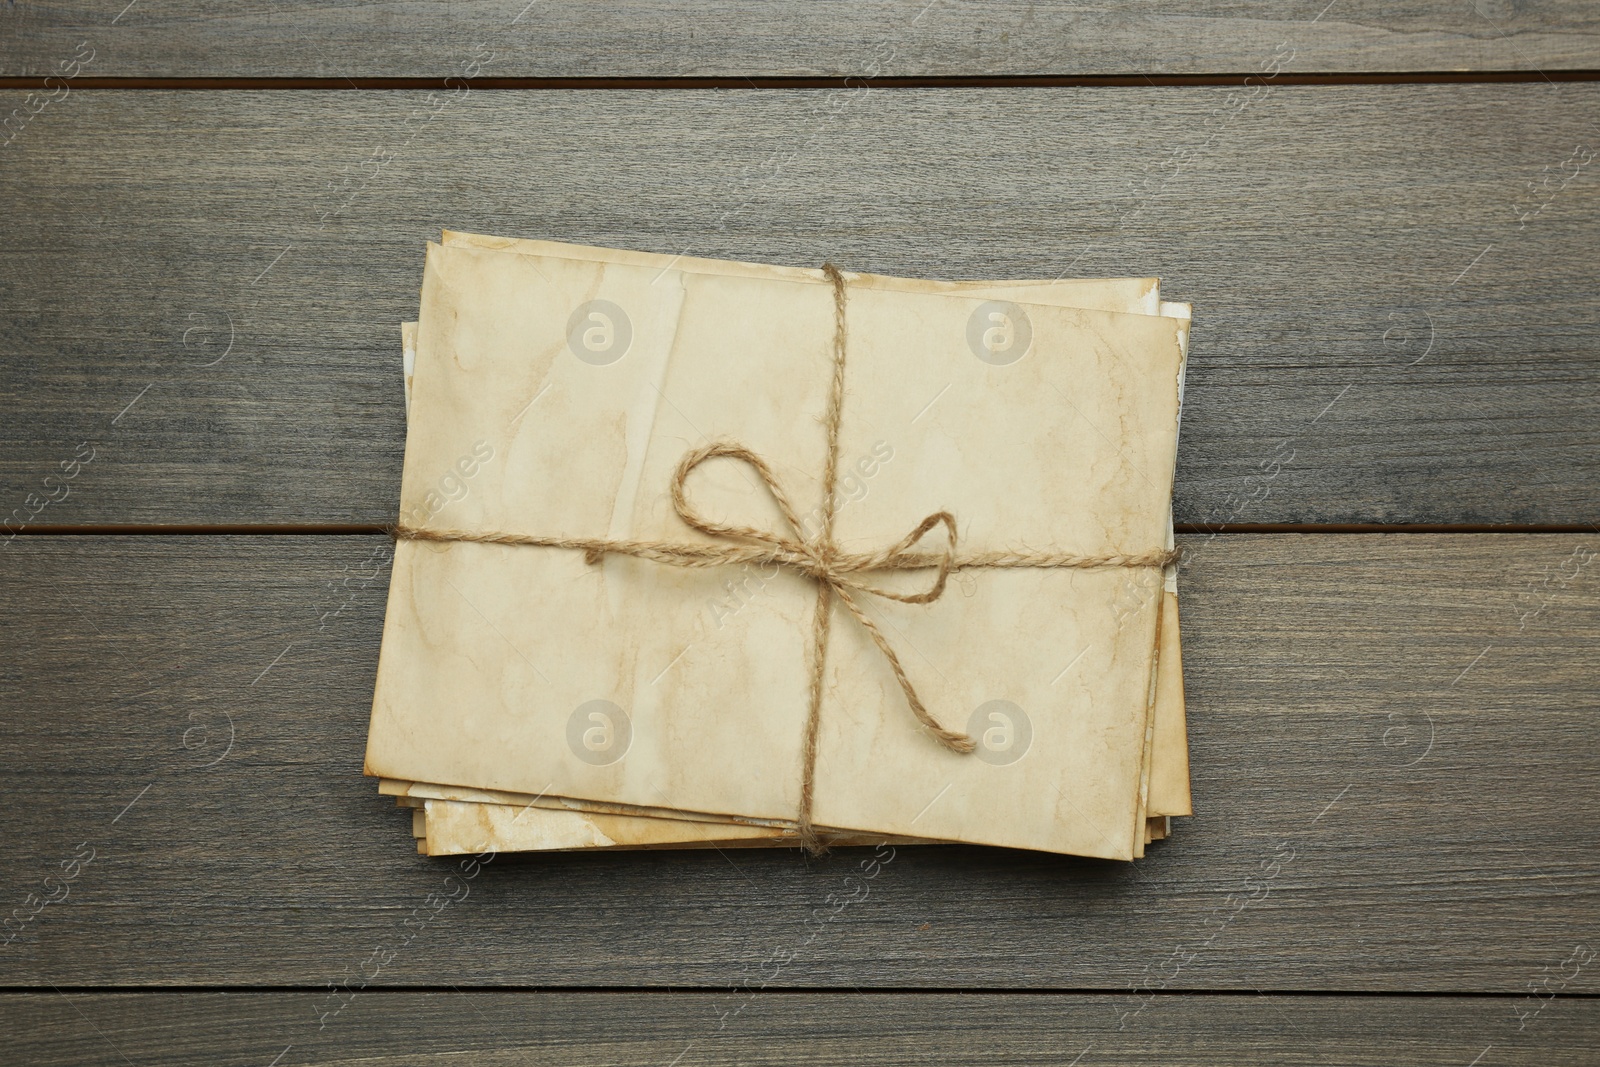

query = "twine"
[396,264,1178,853]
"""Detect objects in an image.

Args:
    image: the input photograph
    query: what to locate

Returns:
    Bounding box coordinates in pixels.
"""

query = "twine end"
[797,822,829,858]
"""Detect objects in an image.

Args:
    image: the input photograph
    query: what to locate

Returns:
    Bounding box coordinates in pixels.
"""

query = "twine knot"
[641,439,976,761]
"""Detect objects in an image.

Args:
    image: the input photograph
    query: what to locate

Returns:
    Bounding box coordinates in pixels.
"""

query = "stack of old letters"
[365,232,1191,861]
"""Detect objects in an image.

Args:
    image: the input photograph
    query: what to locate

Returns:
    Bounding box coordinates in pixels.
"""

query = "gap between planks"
[2,71,1600,91]
[5,986,1598,998]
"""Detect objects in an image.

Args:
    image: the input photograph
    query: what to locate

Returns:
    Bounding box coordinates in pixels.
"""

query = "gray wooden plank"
[3,1,1600,77]
[6,992,1599,1067]
[0,532,1594,990]
[1,86,1598,528]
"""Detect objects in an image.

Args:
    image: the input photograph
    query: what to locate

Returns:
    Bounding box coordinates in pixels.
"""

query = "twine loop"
[644,439,974,756]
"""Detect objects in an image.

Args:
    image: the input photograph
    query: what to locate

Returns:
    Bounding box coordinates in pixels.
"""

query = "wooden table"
[3,4,1598,1063]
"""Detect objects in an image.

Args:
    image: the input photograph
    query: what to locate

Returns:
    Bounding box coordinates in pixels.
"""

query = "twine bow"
[395,264,1177,853]
[663,439,975,755]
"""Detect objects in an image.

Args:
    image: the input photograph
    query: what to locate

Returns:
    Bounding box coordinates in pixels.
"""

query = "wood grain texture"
[0,533,1595,989]
[5,992,1598,1067]
[3,1,1600,78]
[0,87,1597,527]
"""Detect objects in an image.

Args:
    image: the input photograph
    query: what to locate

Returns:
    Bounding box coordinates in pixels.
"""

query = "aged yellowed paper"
[385,239,1191,855]
[368,242,1183,859]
